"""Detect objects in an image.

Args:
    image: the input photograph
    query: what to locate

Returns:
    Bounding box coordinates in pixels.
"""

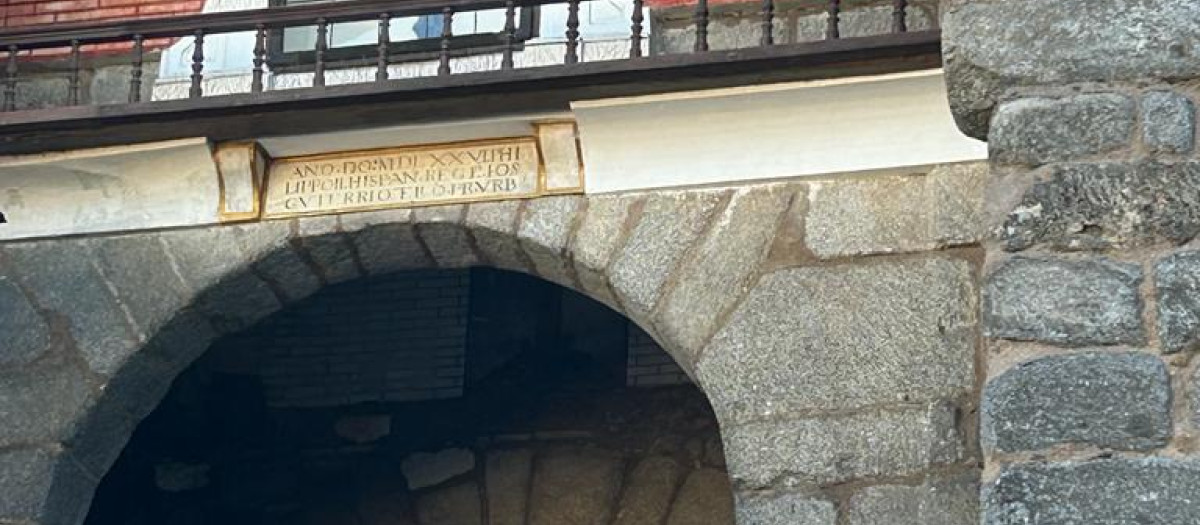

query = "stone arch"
[0,164,987,524]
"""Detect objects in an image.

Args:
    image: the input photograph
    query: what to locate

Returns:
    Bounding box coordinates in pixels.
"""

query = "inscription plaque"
[263,137,541,218]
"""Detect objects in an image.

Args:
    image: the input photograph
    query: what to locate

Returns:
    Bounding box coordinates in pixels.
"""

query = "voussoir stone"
[990,94,1135,165]
[0,274,49,367]
[735,491,836,525]
[609,190,726,317]
[1155,251,1200,353]
[92,234,194,341]
[465,200,526,272]
[0,361,95,447]
[1142,90,1196,154]
[0,447,94,524]
[160,227,282,333]
[982,352,1171,453]
[697,258,975,422]
[848,475,980,525]
[1001,161,1200,250]
[982,458,1200,525]
[341,208,431,275]
[942,0,1200,139]
[983,256,1143,346]
[722,402,962,488]
[571,194,640,307]
[297,215,362,284]
[519,195,581,287]
[415,204,479,268]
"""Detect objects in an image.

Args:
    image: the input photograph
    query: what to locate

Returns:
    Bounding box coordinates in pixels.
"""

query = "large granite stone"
[232,221,323,303]
[722,403,962,488]
[342,208,431,274]
[571,194,640,306]
[297,216,362,284]
[943,0,1200,139]
[465,200,527,272]
[805,163,986,257]
[990,94,1135,165]
[160,227,282,333]
[609,190,725,317]
[1156,251,1200,353]
[735,491,837,525]
[414,204,479,268]
[0,447,93,525]
[656,184,791,361]
[0,361,95,446]
[0,273,49,367]
[4,240,133,374]
[1142,90,1196,154]
[1001,161,1200,250]
[983,352,1170,453]
[698,258,975,422]
[486,449,533,525]
[983,256,1144,346]
[613,456,682,525]
[982,458,1200,525]
[848,476,979,525]
[518,196,581,287]
[665,468,735,525]
[529,446,623,525]
[92,234,194,340]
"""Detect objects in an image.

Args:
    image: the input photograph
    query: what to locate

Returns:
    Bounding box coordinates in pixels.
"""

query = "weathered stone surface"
[160,227,281,333]
[990,94,1135,165]
[465,200,527,272]
[982,458,1200,525]
[519,196,581,287]
[414,205,479,268]
[571,194,639,306]
[1001,161,1200,250]
[665,468,735,525]
[0,275,49,366]
[943,0,1200,139]
[609,190,725,317]
[92,234,194,340]
[613,456,682,525]
[983,256,1143,346]
[723,403,962,488]
[698,258,975,422]
[342,209,431,274]
[734,491,836,525]
[402,448,475,490]
[1143,90,1196,154]
[0,447,93,524]
[415,480,482,525]
[983,352,1170,453]
[3,240,134,374]
[529,446,623,525]
[657,184,790,360]
[486,449,533,525]
[848,476,979,525]
[806,163,986,257]
[233,221,322,303]
[0,362,95,446]
[1156,251,1200,353]
[297,216,362,284]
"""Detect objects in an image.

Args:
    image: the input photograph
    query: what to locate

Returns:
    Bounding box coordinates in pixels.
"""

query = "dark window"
[267,0,539,73]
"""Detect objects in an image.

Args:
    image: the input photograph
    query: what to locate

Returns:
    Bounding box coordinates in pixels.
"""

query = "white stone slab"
[0,138,223,240]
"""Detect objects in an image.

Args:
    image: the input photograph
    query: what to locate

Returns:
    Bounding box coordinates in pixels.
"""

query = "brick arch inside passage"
[0,166,988,524]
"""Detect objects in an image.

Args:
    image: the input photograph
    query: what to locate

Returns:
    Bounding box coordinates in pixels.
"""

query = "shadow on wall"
[83,267,733,525]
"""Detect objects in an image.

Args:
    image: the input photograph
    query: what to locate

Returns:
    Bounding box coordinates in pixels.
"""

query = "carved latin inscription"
[263,137,540,218]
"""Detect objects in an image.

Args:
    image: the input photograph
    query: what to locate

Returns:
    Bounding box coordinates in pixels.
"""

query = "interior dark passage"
[83,268,732,525]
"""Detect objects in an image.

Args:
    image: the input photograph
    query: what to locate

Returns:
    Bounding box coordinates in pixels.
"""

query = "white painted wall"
[572,69,987,193]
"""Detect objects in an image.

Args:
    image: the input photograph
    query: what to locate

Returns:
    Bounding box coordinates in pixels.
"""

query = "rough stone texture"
[0,361,95,446]
[3,240,135,374]
[92,234,194,340]
[1001,161,1200,250]
[342,208,431,274]
[1142,90,1197,154]
[983,256,1144,346]
[982,458,1200,525]
[657,184,790,360]
[806,163,987,257]
[233,221,323,303]
[848,476,980,525]
[518,196,581,287]
[414,205,479,268]
[983,352,1171,453]
[415,480,481,525]
[664,468,736,525]
[528,446,623,525]
[722,403,963,488]
[989,94,1135,165]
[0,275,49,366]
[0,447,93,525]
[698,258,975,422]
[613,456,682,525]
[465,200,527,272]
[486,449,534,525]
[1155,251,1200,353]
[734,491,837,525]
[401,448,475,490]
[297,216,362,284]
[160,227,282,333]
[571,194,639,307]
[609,190,725,317]
[942,0,1200,139]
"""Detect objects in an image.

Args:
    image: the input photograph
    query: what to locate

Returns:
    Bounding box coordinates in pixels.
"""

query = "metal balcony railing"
[0,0,940,153]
